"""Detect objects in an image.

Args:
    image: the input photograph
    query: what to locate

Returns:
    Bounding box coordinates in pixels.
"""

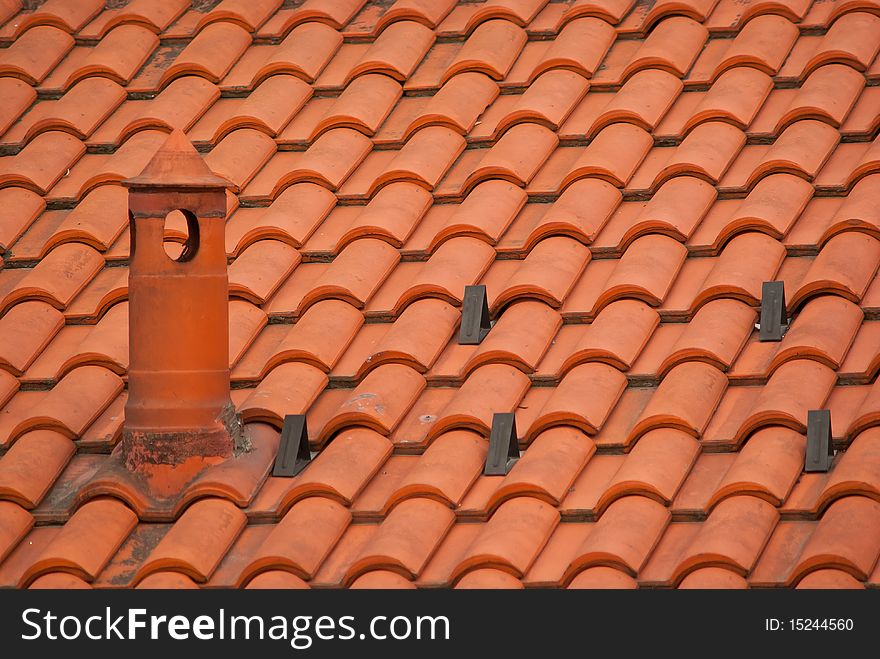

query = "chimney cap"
[123,128,234,191]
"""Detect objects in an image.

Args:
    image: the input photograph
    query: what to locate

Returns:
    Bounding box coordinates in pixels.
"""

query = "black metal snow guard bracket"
[459,284,491,345]
[758,281,788,342]
[804,409,834,473]
[484,412,520,476]
[273,414,312,477]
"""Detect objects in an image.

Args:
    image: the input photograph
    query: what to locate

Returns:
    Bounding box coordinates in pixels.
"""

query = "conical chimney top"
[123,128,233,190]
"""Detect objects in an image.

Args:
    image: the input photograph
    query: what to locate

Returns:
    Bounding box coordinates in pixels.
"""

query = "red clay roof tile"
[21,498,135,586]
[794,232,880,308]
[558,0,633,24]
[348,20,434,83]
[0,77,35,138]
[388,429,485,508]
[197,0,281,33]
[78,0,189,39]
[0,25,74,84]
[239,362,328,427]
[376,0,457,31]
[43,186,126,255]
[452,496,558,581]
[567,124,653,189]
[568,495,670,578]
[789,496,880,583]
[28,572,93,589]
[350,569,417,588]
[455,567,523,589]
[714,15,798,78]
[625,17,708,80]
[678,566,748,589]
[257,22,343,87]
[63,25,158,89]
[465,300,561,375]
[321,363,425,439]
[660,299,754,375]
[643,0,720,27]
[675,495,777,582]
[796,568,865,590]
[0,301,64,376]
[695,231,786,307]
[443,19,526,82]
[0,430,74,509]
[6,0,103,37]
[263,300,362,375]
[428,364,531,439]
[804,12,880,77]
[133,498,246,584]
[489,426,594,510]
[631,361,727,441]
[568,565,637,589]
[711,426,805,508]
[820,427,880,507]
[347,497,453,582]
[0,131,85,195]
[160,21,251,87]
[245,570,309,589]
[240,497,349,584]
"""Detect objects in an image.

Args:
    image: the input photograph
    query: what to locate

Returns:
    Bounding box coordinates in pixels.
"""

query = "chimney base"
[75,422,276,521]
[120,402,248,471]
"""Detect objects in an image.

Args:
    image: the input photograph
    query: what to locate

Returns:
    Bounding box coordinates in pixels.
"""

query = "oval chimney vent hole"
[163,209,200,262]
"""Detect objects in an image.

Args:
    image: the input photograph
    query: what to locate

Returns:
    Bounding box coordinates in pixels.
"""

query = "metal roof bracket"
[459,284,492,345]
[758,281,788,342]
[273,414,312,477]
[804,409,834,473]
[484,412,520,476]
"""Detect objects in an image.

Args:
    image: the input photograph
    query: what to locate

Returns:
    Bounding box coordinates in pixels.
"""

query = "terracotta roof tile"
[451,496,558,581]
[568,565,638,589]
[133,498,246,584]
[625,17,708,80]
[4,0,103,37]
[0,26,74,84]
[239,497,349,584]
[790,496,880,583]
[607,71,684,130]
[0,301,64,376]
[792,232,880,308]
[660,299,754,375]
[568,495,669,579]
[160,21,251,87]
[20,498,136,586]
[803,12,880,77]
[444,19,526,82]
[77,0,189,39]
[535,17,614,79]
[239,362,328,426]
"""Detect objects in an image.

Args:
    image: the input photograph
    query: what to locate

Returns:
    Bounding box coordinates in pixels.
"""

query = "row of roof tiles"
[3,62,879,157]
[1,118,878,215]
[2,480,880,588]
[3,346,880,459]
[2,268,879,379]
[4,170,880,274]
[4,398,880,522]
[9,13,880,94]
[2,0,877,41]
[4,225,879,325]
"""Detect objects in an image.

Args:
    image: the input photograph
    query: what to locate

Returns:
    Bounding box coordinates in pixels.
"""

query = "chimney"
[121,129,244,472]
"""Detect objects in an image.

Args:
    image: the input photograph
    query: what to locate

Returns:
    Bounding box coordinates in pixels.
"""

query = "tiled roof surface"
[1,0,879,590]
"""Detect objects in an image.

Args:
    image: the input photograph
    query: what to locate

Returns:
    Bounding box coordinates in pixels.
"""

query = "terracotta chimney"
[121,129,243,471]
